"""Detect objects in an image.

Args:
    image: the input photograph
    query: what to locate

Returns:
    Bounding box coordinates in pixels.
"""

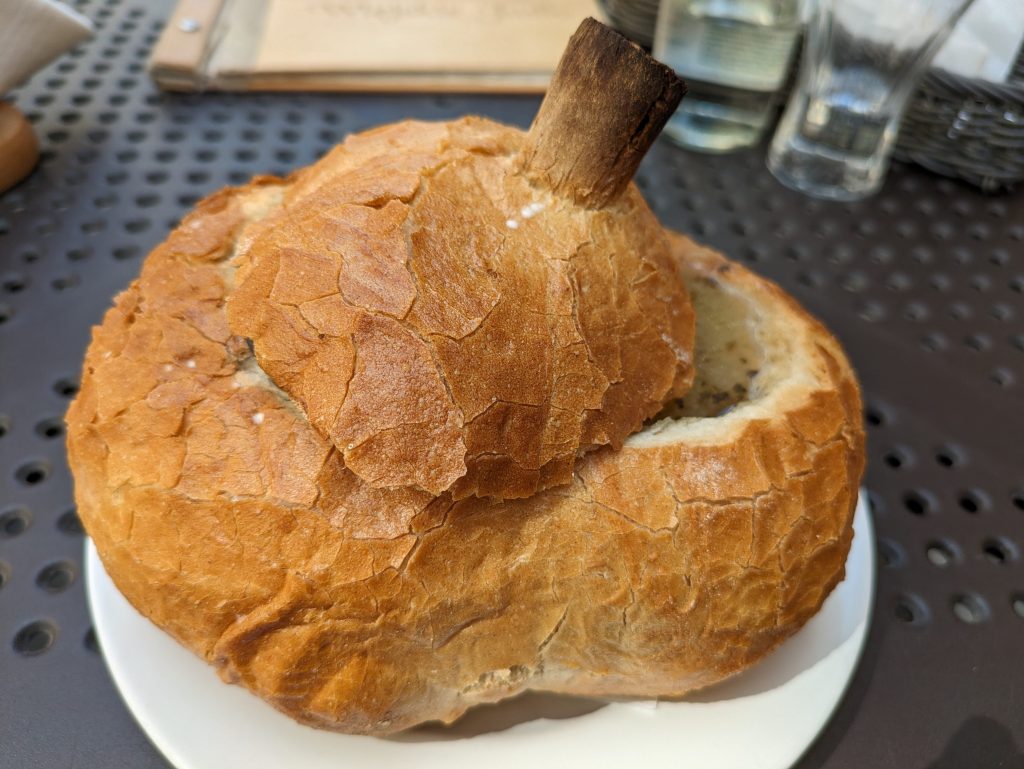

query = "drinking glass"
[767,0,977,200]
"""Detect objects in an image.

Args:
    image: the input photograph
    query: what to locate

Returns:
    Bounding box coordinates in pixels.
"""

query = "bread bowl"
[67,18,863,738]
[68,197,863,733]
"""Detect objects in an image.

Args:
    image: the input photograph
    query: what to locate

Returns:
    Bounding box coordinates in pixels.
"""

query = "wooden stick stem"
[522,17,686,209]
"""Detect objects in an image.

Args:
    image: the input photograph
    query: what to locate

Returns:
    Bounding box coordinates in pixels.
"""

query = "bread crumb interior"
[653,273,763,420]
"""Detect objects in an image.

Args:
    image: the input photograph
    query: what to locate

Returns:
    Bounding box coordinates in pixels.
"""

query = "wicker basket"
[604,0,1024,192]
[894,51,1024,192]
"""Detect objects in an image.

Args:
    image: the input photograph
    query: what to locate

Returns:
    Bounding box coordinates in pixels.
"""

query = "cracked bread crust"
[226,117,695,500]
[68,181,863,734]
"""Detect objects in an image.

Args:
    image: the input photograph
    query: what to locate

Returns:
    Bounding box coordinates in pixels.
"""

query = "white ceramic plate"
[86,494,873,769]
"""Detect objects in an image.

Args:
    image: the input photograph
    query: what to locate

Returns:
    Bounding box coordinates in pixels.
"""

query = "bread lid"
[226,20,695,500]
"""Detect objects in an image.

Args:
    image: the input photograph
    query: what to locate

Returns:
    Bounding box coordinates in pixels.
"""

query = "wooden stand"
[522,17,686,209]
[0,102,39,194]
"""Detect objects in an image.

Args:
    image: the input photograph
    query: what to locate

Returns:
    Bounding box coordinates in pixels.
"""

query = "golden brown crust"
[68,171,863,734]
[225,118,695,500]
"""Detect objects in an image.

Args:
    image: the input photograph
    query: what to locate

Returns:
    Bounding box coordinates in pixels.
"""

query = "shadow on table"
[924,717,1024,769]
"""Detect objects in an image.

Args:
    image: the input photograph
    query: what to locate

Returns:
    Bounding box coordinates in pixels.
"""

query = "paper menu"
[151,0,604,92]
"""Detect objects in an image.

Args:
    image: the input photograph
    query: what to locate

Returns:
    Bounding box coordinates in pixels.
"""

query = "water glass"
[767,0,977,200]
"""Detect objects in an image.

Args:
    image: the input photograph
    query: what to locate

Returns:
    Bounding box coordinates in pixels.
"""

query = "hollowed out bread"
[68,184,863,734]
[225,118,694,500]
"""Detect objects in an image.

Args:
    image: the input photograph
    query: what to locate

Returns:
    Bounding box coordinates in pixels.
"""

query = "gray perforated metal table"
[1,1,1023,767]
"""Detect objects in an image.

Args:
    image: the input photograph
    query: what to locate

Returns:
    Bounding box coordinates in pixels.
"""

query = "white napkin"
[932,0,1024,82]
[0,0,93,94]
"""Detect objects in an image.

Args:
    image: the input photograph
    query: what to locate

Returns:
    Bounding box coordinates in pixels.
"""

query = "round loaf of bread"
[68,173,864,734]
[225,118,694,500]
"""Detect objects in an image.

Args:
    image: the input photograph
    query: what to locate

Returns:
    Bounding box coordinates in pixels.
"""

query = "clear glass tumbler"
[767,0,977,200]
[654,0,802,153]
